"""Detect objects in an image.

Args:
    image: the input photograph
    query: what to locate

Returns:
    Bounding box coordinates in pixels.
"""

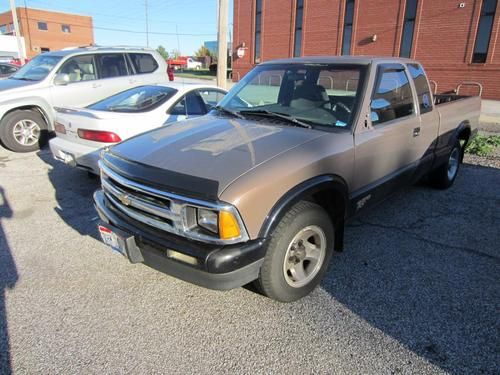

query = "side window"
[96,54,129,79]
[198,89,226,110]
[170,92,207,116]
[58,55,97,83]
[371,66,414,125]
[407,63,432,114]
[128,53,159,74]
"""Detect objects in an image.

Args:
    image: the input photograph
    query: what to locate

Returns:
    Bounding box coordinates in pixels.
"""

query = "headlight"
[197,208,218,234]
[183,206,244,241]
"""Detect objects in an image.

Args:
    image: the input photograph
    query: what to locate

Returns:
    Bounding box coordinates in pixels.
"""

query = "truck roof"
[261,56,418,65]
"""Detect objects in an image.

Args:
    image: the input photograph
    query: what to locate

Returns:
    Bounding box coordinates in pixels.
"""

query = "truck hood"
[0,78,39,92]
[109,114,325,196]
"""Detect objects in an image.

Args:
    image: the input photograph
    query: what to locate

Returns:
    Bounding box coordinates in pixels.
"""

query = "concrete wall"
[233,0,500,99]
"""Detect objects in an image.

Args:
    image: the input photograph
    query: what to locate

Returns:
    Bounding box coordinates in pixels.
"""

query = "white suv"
[0,46,168,152]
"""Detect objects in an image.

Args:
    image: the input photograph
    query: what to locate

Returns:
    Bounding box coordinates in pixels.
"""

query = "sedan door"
[165,90,209,124]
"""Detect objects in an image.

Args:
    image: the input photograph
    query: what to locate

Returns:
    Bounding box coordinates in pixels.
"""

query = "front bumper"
[49,137,101,174]
[93,190,266,290]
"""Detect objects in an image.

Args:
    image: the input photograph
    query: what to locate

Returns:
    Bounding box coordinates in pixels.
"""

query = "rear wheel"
[256,201,334,302]
[429,139,462,189]
[0,110,48,152]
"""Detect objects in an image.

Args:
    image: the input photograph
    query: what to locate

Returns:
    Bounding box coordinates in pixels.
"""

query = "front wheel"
[428,139,462,189]
[0,110,48,152]
[256,201,334,302]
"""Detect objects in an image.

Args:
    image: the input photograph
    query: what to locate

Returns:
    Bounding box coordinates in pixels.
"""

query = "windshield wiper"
[214,105,245,120]
[239,109,312,129]
[12,77,37,81]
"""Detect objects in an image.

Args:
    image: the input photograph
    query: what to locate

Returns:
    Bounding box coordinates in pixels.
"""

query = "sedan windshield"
[88,85,178,113]
[11,55,62,81]
[217,63,366,128]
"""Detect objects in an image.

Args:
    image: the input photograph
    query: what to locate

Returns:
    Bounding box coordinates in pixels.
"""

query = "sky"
[1,0,233,55]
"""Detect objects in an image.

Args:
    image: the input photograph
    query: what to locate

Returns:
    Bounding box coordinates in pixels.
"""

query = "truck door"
[352,63,418,208]
[407,63,440,181]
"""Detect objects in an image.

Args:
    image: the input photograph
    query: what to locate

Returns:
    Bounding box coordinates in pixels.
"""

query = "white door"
[50,54,104,108]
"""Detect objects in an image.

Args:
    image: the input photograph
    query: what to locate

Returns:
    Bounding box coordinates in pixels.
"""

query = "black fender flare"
[258,174,349,252]
[451,121,472,162]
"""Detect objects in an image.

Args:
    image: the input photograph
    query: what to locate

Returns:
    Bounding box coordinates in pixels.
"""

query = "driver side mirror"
[54,73,70,86]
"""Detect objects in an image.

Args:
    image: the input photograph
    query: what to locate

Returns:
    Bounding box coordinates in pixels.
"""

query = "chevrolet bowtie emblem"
[119,193,131,206]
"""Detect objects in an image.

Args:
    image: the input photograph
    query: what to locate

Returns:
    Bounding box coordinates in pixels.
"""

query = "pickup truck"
[94,56,480,302]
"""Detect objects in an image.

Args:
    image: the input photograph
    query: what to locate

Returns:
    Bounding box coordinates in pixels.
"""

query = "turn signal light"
[77,129,121,143]
[219,211,241,240]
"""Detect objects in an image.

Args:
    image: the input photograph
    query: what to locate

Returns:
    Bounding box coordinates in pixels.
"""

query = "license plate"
[98,225,126,256]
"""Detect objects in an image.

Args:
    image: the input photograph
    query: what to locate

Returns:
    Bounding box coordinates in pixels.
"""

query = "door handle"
[92,83,102,88]
[413,127,421,137]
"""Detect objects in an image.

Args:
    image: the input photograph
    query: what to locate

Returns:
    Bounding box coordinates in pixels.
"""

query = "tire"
[256,201,334,302]
[429,139,462,189]
[0,110,48,152]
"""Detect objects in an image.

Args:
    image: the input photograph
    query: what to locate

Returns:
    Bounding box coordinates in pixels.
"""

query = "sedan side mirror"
[54,73,70,86]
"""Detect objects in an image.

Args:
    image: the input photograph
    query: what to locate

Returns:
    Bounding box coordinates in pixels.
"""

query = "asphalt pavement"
[0,146,499,374]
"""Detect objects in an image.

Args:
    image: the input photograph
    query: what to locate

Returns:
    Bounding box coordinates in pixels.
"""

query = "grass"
[174,69,215,80]
[465,134,500,156]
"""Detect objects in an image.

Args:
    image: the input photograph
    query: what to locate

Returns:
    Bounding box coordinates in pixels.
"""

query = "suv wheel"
[0,110,48,152]
[429,140,462,189]
[256,201,334,302]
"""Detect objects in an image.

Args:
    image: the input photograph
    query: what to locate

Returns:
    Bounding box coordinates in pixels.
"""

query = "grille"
[100,162,183,234]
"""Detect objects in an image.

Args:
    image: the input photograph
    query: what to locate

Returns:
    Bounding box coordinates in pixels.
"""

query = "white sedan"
[49,83,227,174]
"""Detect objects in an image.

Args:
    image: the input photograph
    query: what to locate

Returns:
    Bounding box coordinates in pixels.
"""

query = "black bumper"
[94,190,266,290]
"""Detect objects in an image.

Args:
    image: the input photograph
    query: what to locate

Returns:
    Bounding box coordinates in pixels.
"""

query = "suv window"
[58,55,96,83]
[128,53,158,74]
[408,63,432,114]
[96,53,129,78]
[170,91,207,116]
[371,65,414,125]
[198,89,226,110]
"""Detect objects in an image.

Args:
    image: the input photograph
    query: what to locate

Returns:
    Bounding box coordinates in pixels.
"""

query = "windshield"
[11,55,62,81]
[88,85,178,113]
[218,63,366,128]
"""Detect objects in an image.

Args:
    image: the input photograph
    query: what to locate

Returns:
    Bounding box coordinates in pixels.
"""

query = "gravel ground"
[0,146,499,374]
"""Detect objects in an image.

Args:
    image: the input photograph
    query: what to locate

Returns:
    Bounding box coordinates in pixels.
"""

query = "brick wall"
[0,8,94,58]
[233,0,500,99]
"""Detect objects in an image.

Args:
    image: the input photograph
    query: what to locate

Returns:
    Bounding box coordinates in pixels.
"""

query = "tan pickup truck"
[94,56,480,302]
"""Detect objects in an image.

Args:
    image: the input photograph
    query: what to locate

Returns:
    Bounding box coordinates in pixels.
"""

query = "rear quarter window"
[129,53,159,74]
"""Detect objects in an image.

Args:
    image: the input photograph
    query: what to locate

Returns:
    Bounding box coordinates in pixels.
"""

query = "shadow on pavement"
[319,163,500,374]
[37,148,101,240]
[0,186,18,375]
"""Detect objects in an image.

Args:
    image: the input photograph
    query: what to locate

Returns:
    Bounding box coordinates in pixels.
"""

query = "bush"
[465,135,500,156]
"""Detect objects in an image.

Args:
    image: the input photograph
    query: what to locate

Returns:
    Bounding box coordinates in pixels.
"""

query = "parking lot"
[0,145,499,374]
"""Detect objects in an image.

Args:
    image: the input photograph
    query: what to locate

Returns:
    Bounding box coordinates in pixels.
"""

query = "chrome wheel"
[283,225,326,288]
[12,119,40,146]
[447,147,460,180]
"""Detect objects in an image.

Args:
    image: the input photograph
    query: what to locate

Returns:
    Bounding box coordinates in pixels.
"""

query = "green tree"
[156,45,169,60]
[195,45,212,58]
[170,49,181,59]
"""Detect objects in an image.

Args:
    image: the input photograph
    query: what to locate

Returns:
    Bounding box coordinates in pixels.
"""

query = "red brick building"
[0,7,94,58]
[232,0,500,99]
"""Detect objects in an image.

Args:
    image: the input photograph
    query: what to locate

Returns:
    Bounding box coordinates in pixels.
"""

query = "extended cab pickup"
[94,57,480,302]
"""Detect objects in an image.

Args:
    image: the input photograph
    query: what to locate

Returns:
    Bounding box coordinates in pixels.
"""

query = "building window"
[342,0,354,55]
[472,0,497,63]
[41,47,50,53]
[400,0,418,58]
[254,0,262,62]
[293,0,304,57]
[37,21,48,31]
[61,24,71,33]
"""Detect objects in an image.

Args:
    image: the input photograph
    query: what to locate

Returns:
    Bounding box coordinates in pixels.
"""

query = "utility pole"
[9,0,25,64]
[216,0,228,89]
[145,0,149,47]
